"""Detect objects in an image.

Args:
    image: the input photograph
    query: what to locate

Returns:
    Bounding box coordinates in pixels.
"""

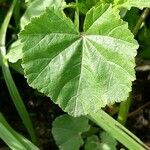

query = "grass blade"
[88,109,150,150]
[0,113,39,150]
[0,0,36,143]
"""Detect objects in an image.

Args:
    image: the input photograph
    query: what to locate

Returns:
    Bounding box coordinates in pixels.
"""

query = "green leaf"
[6,39,23,63]
[114,0,150,10]
[85,135,101,150]
[10,0,66,64]
[20,0,66,29]
[77,0,114,14]
[20,5,138,116]
[99,132,117,150]
[52,114,89,150]
[85,132,117,150]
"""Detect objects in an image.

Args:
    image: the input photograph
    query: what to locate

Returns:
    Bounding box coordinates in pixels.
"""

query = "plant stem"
[117,8,150,125]
[88,110,149,150]
[0,0,36,144]
[75,0,79,31]
[0,1,16,47]
[117,94,132,125]
[75,0,79,17]
[133,8,150,36]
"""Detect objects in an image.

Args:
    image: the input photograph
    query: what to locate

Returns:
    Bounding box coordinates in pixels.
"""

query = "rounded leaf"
[20,5,138,116]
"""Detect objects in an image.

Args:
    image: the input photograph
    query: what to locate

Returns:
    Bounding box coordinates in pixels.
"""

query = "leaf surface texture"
[52,114,89,150]
[20,5,138,116]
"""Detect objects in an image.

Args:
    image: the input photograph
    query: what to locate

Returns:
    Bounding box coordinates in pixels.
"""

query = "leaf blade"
[114,0,150,10]
[21,0,66,29]
[52,114,89,150]
[20,5,138,116]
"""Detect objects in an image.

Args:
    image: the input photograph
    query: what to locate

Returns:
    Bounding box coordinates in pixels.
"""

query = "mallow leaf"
[20,4,138,116]
[85,135,101,150]
[7,39,23,63]
[52,114,89,150]
[114,0,150,10]
[85,132,117,150]
[9,0,65,64]
[99,132,117,150]
[20,0,66,29]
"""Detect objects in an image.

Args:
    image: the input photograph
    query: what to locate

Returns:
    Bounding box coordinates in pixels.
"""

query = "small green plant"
[85,132,117,150]
[52,114,90,150]
[1,0,150,149]
[52,114,118,150]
